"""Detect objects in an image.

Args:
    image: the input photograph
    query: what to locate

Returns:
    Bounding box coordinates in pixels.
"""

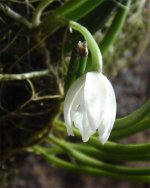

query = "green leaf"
[100,0,131,56]
[54,0,103,20]
[114,99,150,130]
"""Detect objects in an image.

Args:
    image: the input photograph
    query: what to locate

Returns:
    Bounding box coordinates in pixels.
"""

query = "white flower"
[64,72,116,144]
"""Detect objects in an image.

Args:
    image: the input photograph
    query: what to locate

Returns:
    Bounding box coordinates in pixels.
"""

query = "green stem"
[100,0,131,56]
[113,99,150,130]
[56,121,150,155]
[0,69,49,81]
[110,118,150,140]
[49,136,150,176]
[71,144,150,162]
[54,125,150,161]
[35,146,64,155]
[89,137,150,155]
[0,3,32,29]
[33,146,150,182]
[70,21,102,72]
[32,0,54,26]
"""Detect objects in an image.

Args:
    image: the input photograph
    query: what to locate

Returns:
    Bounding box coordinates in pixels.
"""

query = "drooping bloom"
[64,72,116,144]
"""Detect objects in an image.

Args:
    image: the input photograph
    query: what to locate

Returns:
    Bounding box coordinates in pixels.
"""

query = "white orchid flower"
[64,72,116,144]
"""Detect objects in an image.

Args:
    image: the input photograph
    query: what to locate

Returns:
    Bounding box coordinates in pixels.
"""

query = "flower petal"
[84,72,106,131]
[70,85,84,134]
[70,83,95,142]
[97,75,116,144]
[81,106,95,142]
[64,74,86,136]
[64,71,116,144]
[84,72,116,144]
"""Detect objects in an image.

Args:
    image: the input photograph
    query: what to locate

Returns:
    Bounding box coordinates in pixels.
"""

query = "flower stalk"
[69,21,103,72]
[64,41,88,93]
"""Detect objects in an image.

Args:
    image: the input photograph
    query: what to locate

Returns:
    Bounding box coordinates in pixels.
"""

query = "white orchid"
[64,72,116,144]
[64,21,117,144]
